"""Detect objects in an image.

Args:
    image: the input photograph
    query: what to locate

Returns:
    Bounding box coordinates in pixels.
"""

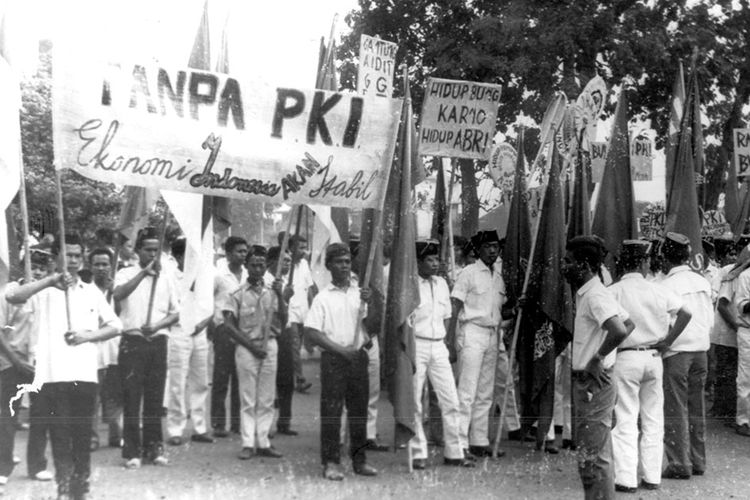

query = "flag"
[431,160,448,267]
[308,204,341,290]
[116,186,159,244]
[725,155,741,234]
[665,62,685,205]
[383,76,419,446]
[567,133,592,240]
[591,88,636,271]
[518,140,574,438]
[502,127,531,307]
[665,68,704,269]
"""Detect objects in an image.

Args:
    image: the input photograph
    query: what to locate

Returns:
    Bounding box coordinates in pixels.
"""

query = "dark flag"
[567,134,592,240]
[431,161,449,266]
[518,140,574,441]
[502,127,531,307]
[591,88,636,271]
[665,68,704,269]
[665,62,686,203]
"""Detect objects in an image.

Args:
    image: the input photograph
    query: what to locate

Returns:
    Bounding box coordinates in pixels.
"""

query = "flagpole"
[145,203,170,329]
[492,141,555,459]
[268,208,297,351]
[287,205,304,288]
[446,159,457,283]
[17,152,31,282]
[54,169,72,332]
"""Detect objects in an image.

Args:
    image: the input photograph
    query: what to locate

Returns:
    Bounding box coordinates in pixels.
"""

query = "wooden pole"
[287,205,304,288]
[492,143,555,459]
[53,169,72,332]
[145,203,170,328]
[17,151,31,283]
[446,159,457,283]
[265,207,297,351]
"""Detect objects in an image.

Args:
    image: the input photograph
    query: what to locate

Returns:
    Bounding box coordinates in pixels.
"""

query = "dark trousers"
[709,344,737,419]
[320,350,369,466]
[276,325,296,429]
[119,335,167,460]
[27,389,50,476]
[426,380,444,443]
[663,351,707,476]
[573,370,616,500]
[0,366,29,476]
[93,366,123,445]
[211,326,240,432]
[38,381,97,498]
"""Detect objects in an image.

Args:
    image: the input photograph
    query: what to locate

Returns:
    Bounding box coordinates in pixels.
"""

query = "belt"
[571,371,588,381]
[618,346,656,352]
[415,336,445,342]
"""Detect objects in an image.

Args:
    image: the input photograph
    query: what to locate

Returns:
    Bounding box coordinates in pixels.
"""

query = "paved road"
[5,358,750,499]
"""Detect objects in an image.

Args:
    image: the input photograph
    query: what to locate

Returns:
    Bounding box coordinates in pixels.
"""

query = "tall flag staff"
[145,205,170,328]
[54,169,72,331]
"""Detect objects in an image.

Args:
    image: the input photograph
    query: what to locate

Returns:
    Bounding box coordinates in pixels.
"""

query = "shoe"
[640,480,660,490]
[124,458,141,469]
[561,439,577,451]
[276,426,299,436]
[536,441,559,454]
[614,484,637,493]
[468,445,493,457]
[724,420,739,430]
[507,429,535,442]
[256,447,283,458]
[213,429,230,438]
[412,458,426,470]
[427,438,445,448]
[295,382,313,393]
[662,467,690,480]
[167,436,183,446]
[737,423,750,437]
[323,463,344,481]
[364,439,389,452]
[108,438,123,448]
[231,428,241,435]
[90,436,99,452]
[32,470,53,481]
[462,449,478,461]
[238,447,253,460]
[151,454,168,466]
[692,468,705,476]
[353,463,378,476]
[191,433,215,443]
[443,457,476,468]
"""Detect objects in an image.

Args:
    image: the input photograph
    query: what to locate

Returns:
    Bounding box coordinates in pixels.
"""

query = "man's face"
[91,254,112,281]
[30,263,46,281]
[562,250,585,284]
[62,244,83,275]
[292,241,308,262]
[279,252,292,275]
[245,255,267,281]
[328,254,351,282]
[228,244,248,267]
[478,242,499,265]
[174,253,185,272]
[418,254,440,277]
[137,239,160,267]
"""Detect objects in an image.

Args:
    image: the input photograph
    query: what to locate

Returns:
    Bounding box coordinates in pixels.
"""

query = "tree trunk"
[460,158,479,236]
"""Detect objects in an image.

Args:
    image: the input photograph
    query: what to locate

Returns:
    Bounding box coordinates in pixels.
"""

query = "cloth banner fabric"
[735,129,750,178]
[53,59,403,209]
[418,77,501,160]
[357,34,397,98]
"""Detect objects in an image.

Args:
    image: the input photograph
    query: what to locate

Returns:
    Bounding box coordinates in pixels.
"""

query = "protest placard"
[630,136,653,181]
[357,34,398,98]
[418,77,502,160]
[591,141,607,182]
[735,129,750,177]
[52,59,403,209]
[701,209,729,237]
[488,142,517,200]
[639,203,665,240]
[574,76,607,146]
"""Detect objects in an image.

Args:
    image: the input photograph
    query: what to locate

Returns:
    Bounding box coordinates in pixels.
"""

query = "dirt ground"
[4,358,750,499]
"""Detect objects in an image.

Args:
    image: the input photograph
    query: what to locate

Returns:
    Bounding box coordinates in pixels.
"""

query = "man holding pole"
[6,234,122,500]
[113,227,179,469]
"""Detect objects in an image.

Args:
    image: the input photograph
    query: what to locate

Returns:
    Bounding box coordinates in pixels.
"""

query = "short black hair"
[566,236,603,271]
[134,227,159,250]
[51,234,84,255]
[662,240,690,265]
[88,247,114,265]
[224,236,248,254]
[245,245,267,263]
[170,237,186,258]
[267,245,289,263]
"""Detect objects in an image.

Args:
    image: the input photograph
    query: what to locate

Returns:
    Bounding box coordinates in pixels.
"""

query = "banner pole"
[145,203,170,328]
[267,208,297,352]
[446,158,457,283]
[54,169,72,332]
[17,151,31,283]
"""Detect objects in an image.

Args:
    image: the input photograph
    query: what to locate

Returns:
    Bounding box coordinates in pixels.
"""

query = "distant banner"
[591,141,607,182]
[639,204,665,240]
[52,59,403,209]
[702,209,729,237]
[735,129,750,177]
[630,137,653,181]
[357,35,397,98]
[488,142,517,203]
[418,78,502,160]
[574,76,607,147]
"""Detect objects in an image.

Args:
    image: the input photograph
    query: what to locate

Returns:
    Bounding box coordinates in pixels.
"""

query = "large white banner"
[53,59,403,209]
[357,34,397,98]
[735,129,750,178]
[418,77,501,160]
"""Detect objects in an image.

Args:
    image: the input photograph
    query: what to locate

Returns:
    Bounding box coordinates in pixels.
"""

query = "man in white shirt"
[211,236,248,437]
[304,243,378,481]
[449,230,509,458]
[659,232,713,479]
[285,235,315,394]
[562,235,633,500]
[608,240,691,492]
[7,234,122,500]
[113,227,179,469]
[409,241,474,470]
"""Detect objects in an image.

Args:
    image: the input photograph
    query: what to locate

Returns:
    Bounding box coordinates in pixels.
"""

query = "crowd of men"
[0,221,745,499]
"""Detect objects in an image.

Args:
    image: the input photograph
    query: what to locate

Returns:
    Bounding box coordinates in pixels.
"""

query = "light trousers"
[366,337,380,440]
[457,323,497,447]
[235,339,278,449]
[493,347,521,432]
[554,345,572,440]
[612,351,664,488]
[736,327,750,426]
[166,331,210,437]
[410,338,464,459]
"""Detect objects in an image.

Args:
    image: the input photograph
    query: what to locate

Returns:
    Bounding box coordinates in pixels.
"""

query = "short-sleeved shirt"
[451,259,507,328]
[414,276,451,340]
[661,265,713,354]
[94,285,120,368]
[713,265,742,347]
[304,282,366,349]
[214,264,248,325]
[572,276,629,371]
[608,272,683,349]
[0,281,37,370]
[220,281,281,345]
[115,265,179,337]
[32,279,122,385]
[288,259,314,324]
